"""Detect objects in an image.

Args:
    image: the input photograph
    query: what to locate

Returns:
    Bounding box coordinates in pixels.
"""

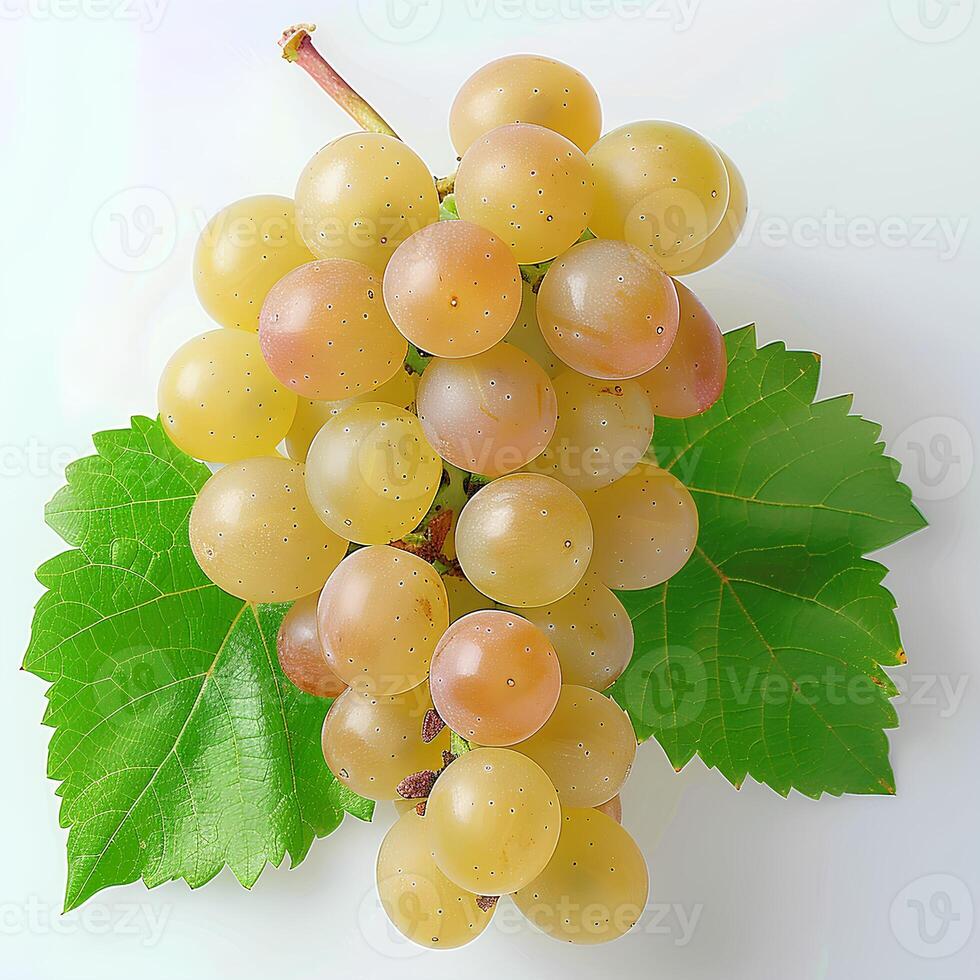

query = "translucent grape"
[595,794,622,823]
[588,120,730,260]
[657,147,748,276]
[536,239,679,380]
[427,748,561,895]
[194,195,314,332]
[305,402,442,545]
[383,220,522,357]
[321,682,448,801]
[637,280,727,418]
[258,258,406,400]
[377,809,495,949]
[508,571,634,691]
[505,282,565,378]
[450,54,602,155]
[276,591,346,698]
[295,132,439,273]
[317,546,449,696]
[430,611,561,746]
[416,343,557,477]
[443,574,494,622]
[585,462,698,590]
[284,368,417,462]
[455,123,594,264]
[158,328,296,463]
[513,685,636,807]
[189,457,347,602]
[525,369,655,492]
[455,474,593,607]
[513,808,648,944]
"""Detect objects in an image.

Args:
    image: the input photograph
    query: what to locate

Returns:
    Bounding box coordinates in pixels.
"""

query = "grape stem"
[279,24,400,137]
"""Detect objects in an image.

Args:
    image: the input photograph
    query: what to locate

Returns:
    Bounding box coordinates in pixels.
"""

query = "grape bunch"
[160,38,745,949]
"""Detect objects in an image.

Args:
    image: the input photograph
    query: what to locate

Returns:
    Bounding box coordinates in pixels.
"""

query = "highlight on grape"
[156,30,746,949]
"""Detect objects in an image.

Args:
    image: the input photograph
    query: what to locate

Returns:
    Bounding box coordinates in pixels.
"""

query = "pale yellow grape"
[513,808,648,944]
[505,282,565,378]
[450,54,602,155]
[321,683,448,801]
[377,809,495,949]
[284,368,417,462]
[427,748,561,895]
[443,574,494,622]
[317,546,449,696]
[416,343,557,477]
[637,280,727,418]
[194,195,314,331]
[393,797,422,817]
[456,474,593,607]
[588,121,730,259]
[513,685,636,807]
[525,369,655,492]
[585,462,698,590]
[158,328,296,463]
[383,220,522,357]
[277,592,347,698]
[455,123,594,264]
[658,147,748,276]
[536,238,679,380]
[295,132,439,273]
[508,571,634,691]
[258,258,406,400]
[429,611,562,746]
[189,457,347,602]
[305,403,442,545]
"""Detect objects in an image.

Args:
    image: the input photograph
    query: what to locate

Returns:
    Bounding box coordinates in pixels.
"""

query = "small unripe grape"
[377,809,495,949]
[194,195,314,332]
[588,120,730,259]
[322,683,449,801]
[537,239,679,380]
[258,258,406,401]
[430,611,561,746]
[585,462,699,590]
[455,123,594,264]
[295,132,439,273]
[158,328,297,463]
[657,147,748,276]
[525,369,655,492]
[443,574,494,622]
[305,402,442,545]
[513,685,636,807]
[276,592,346,698]
[318,546,449,696]
[427,748,561,895]
[416,343,557,477]
[450,54,602,155]
[637,280,727,418]
[513,808,648,944]
[189,457,347,602]
[284,368,417,462]
[383,220,522,358]
[508,571,634,691]
[505,282,565,378]
[455,474,593,607]
[595,794,623,823]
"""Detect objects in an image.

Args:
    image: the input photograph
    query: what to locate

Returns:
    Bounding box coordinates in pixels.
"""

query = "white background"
[1,1,978,977]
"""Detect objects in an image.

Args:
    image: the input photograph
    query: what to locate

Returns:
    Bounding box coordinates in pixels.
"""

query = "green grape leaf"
[611,326,925,798]
[23,416,369,912]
